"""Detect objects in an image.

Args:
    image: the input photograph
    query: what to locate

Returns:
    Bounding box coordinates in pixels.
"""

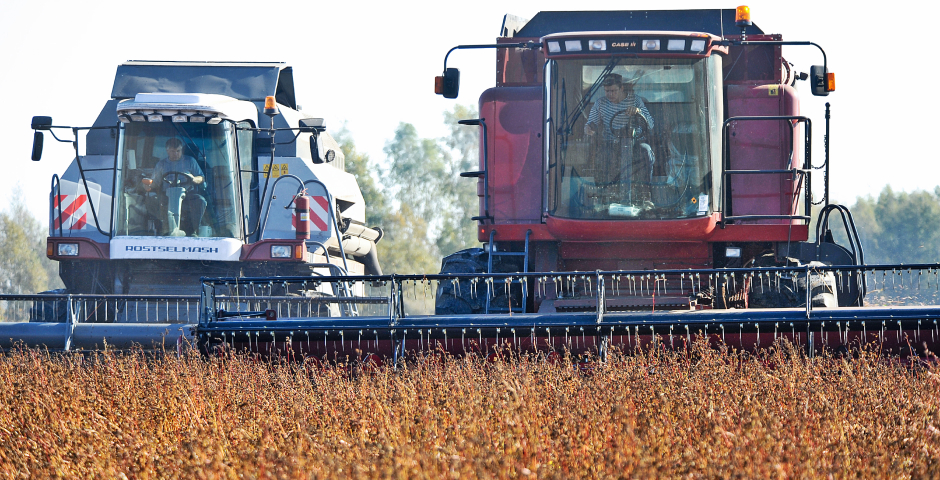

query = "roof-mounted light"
[264,95,279,117]
[189,113,207,123]
[547,41,561,53]
[207,115,222,125]
[667,39,686,51]
[642,40,660,51]
[690,39,707,52]
[564,40,582,52]
[171,113,188,123]
[117,114,131,124]
[588,40,606,51]
[129,113,146,122]
[735,6,752,27]
[147,114,163,122]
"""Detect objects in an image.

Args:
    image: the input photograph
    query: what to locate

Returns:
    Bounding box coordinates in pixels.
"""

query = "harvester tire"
[435,248,487,315]
[749,263,838,308]
[801,265,839,308]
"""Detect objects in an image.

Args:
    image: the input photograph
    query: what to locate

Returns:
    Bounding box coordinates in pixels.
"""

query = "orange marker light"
[47,241,54,257]
[263,95,279,116]
[736,5,752,26]
[827,72,836,92]
[434,76,444,95]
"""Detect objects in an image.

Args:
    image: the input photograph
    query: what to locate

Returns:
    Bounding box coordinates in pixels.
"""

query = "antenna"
[720,9,725,39]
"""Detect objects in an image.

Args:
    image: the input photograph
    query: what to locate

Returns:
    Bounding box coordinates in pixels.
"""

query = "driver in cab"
[584,73,654,141]
[142,137,207,236]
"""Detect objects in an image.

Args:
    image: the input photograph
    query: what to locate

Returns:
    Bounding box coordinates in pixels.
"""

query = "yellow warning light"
[736,6,752,26]
[827,72,836,92]
[263,95,279,116]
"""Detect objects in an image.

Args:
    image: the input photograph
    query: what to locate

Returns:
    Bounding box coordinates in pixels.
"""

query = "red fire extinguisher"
[294,193,311,240]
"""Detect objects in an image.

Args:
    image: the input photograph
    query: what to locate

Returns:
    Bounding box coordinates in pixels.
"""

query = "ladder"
[484,229,531,314]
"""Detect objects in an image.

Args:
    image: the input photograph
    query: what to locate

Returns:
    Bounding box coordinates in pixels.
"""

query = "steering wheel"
[608,108,651,141]
[162,171,195,188]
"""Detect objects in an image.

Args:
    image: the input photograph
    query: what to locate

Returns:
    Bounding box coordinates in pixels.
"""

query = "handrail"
[50,174,62,237]
[720,115,815,227]
[457,118,492,223]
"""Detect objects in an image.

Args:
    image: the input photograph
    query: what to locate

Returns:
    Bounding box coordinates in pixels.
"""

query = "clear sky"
[2,0,937,221]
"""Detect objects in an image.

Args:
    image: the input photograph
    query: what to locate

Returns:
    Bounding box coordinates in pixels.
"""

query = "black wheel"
[749,260,839,308]
[435,248,487,315]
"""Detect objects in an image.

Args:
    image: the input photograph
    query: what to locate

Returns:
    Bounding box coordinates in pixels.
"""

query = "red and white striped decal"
[291,196,330,232]
[53,194,88,230]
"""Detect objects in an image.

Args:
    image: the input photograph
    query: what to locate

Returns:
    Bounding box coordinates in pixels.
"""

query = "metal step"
[485,229,531,314]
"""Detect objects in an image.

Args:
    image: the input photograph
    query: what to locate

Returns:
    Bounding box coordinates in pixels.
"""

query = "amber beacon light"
[735,6,752,26]
[263,95,279,117]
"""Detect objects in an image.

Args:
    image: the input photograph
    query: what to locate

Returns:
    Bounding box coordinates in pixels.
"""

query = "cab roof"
[110,61,296,110]
[508,9,763,38]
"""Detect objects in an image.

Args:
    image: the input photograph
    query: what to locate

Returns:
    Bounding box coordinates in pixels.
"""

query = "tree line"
[0,189,62,294]
[337,104,480,275]
[845,186,940,265]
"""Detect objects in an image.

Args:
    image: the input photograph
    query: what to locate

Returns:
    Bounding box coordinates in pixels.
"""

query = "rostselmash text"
[125,246,219,253]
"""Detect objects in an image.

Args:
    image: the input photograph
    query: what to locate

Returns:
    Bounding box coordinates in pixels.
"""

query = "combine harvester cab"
[2,61,382,351]
[188,8,940,363]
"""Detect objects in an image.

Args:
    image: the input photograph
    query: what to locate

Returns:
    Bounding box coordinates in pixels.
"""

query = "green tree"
[0,189,62,294]
[333,125,389,228]
[380,123,447,273]
[847,186,940,264]
[438,105,481,257]
[374,204,440,276]
[381,105,481,267]
[331,107,481,275]
[383,122,451,226]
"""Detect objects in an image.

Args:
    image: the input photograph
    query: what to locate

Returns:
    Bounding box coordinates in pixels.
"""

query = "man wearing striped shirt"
[584,73,654,141]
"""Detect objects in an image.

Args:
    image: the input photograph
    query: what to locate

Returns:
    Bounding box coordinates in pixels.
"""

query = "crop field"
[1,342,938,479]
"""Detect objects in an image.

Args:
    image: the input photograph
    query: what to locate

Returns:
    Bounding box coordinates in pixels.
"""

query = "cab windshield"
[547,56,721,220]
[114,121,242,238]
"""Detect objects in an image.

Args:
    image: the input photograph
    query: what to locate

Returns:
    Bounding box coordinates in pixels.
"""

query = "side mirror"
[434,68,460,99]
[299,118,326,133]
[31,131,44,161]
[31,116,53,130]
[810,65,830,97]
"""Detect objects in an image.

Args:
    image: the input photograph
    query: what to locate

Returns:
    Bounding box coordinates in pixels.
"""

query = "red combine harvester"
[184,7,938,361]
[434,7,857,314]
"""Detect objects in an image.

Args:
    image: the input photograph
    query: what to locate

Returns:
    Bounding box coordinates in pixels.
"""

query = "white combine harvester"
[1,61,383,350]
